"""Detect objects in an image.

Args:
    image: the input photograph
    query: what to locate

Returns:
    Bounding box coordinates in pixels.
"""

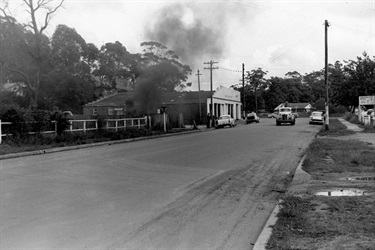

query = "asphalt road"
[0,117,321,249]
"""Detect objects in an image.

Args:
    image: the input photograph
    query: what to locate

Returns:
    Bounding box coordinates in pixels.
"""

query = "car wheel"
[276,121,281,126]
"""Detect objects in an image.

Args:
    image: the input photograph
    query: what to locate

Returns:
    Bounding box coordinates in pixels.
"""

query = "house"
[83,91,129,117]
[83,86,242,126]
[274,102,312,113]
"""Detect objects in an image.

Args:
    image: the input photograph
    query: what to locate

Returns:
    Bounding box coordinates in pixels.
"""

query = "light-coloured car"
[309,111,325,124]
[276,107,296,125]
[215,115,235,128]
[246,113,260,124]
[268,112,278,118]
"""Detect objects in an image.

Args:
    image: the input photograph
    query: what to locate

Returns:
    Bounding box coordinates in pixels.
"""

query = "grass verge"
[0,127,193,155]
[266,118,375,249]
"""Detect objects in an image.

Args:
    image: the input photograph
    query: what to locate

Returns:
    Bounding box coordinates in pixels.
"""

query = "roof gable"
[274,102,312,110]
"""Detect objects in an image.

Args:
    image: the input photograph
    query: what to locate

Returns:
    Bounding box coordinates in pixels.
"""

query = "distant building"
[83,86,242,125]
[274,102,312,113]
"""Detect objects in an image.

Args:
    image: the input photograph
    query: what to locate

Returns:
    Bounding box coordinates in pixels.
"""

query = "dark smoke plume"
[134,62,180,114]
[145,2,247,68]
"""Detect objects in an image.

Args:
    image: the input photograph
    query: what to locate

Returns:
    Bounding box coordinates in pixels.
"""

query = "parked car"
[215,115,235,128]
[268,112,278,118]
[309,111,325,124]
[246,112,260,124]
[276,107,296,125]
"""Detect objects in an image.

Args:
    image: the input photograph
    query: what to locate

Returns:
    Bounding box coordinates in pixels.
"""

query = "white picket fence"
[0,117,148,144]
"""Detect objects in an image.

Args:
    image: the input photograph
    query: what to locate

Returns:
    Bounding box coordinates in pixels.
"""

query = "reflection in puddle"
[343,176,375,181]
[315,189,366,196]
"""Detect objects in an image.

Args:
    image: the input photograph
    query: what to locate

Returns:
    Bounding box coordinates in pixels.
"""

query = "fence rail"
[0,117,147,144]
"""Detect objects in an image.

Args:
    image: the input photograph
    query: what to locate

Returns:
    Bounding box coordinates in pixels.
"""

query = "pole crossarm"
[203,60,219,128]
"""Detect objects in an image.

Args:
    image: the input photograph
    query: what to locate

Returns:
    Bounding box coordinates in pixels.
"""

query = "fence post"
[115,120,118,131]
[83,120,86,133]
[95,120,98,131]
[69,120,73,132]
[0,120,2,144]
[54,121,57,136]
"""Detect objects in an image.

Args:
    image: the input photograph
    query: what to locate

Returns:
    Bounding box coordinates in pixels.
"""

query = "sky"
[4,0,375,91]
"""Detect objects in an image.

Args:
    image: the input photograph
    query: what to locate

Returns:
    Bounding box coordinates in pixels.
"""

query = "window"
[93,108,97,116]
[108,108,114,115]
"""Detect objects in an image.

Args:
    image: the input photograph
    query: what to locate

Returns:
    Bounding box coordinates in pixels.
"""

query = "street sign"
[359,96,375,105]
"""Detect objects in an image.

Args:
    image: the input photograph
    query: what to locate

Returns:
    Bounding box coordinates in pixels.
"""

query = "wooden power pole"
[204,60,219,128]
[325,20,330,130]
[242,63,245,118]
[196,69,202,123]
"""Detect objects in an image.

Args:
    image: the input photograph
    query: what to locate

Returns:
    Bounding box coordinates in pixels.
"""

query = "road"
[0,118,320,249]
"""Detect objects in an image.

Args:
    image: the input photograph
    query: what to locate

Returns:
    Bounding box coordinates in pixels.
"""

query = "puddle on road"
[342,176,375,181]
[315,188,367,196]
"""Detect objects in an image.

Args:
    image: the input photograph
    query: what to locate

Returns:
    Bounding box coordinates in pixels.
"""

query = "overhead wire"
[268,24,323,64]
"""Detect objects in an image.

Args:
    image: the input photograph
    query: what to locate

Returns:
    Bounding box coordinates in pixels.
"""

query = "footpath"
[253,118,371,250]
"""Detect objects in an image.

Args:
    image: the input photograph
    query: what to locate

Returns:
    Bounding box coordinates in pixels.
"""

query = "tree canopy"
[1,1,374,117]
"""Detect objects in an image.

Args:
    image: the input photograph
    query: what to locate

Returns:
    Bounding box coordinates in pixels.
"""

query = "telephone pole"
[204,60,219,128]
[242,63,245,118]
[196,69,202,123]
[325,20,330,130]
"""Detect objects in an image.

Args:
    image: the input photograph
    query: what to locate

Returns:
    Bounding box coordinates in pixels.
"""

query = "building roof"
[162,91,213,104]
[274,102,312,110]
[84,92,133,107]
[84,91,214,107]
[289,103,312,109]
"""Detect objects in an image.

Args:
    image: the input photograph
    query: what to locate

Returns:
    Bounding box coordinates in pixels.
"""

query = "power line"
[219,66,242,73]
[269,25,322,63]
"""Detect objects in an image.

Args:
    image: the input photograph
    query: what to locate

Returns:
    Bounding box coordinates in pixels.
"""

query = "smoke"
[145,2,248,69]
[134,62,179,114]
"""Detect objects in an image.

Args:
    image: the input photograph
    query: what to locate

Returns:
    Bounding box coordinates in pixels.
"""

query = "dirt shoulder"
[266,118,375,249]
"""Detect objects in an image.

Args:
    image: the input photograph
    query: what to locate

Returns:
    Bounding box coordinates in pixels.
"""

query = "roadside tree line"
[0,0,191,120]
[234,54,375,113]
[1,0,374,122]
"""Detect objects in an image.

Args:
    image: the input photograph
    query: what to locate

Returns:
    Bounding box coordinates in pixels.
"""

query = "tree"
[304,70,325,101]
[264,77,289,111]
[0,0,64,108]
[340,52,375,107]
[45,24,96,113]
[137,41,192,91]
[245,67,268,112]
[94,41,138,89]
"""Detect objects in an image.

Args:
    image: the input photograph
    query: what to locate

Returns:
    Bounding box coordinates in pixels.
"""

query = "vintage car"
[215,115,235,128]
[309,111,325,124]
[246,113,260,124]
[276,107,296,126]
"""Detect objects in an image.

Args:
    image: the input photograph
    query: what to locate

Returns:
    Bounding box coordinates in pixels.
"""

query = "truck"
[276,107,296,126]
